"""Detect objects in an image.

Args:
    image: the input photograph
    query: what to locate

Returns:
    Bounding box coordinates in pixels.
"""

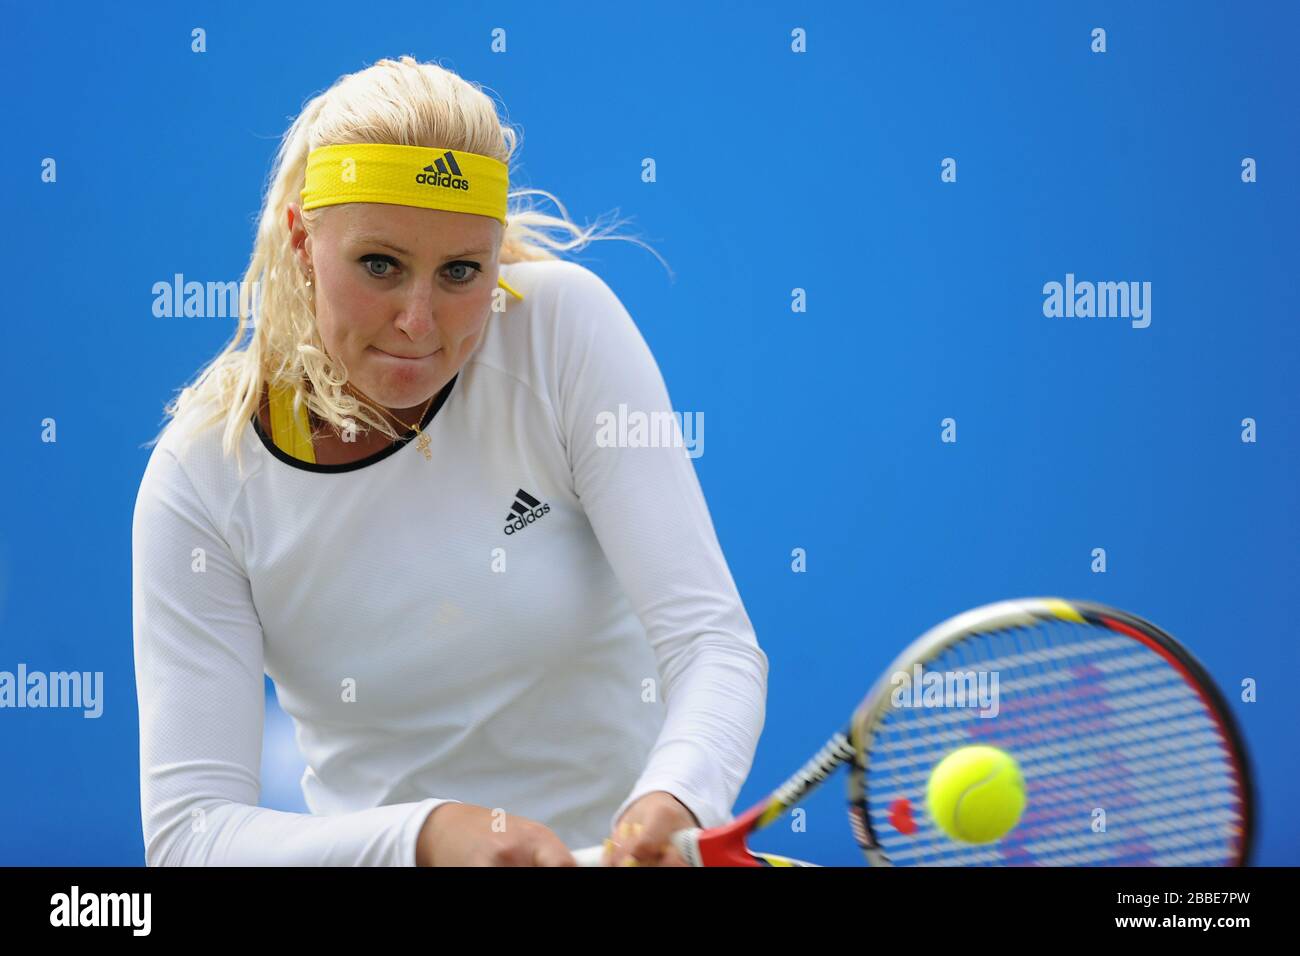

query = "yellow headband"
[300,142,523,301]
[302,143,509,223]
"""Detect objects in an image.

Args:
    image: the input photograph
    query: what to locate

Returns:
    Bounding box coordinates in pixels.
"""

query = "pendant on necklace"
[416,432,432,461]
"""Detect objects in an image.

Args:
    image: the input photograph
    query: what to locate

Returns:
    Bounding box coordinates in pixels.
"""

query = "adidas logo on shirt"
[503,488,551,535]
[416,150,471,193]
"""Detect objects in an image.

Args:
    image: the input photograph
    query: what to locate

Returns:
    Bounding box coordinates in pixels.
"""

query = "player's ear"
[285,203,313,274]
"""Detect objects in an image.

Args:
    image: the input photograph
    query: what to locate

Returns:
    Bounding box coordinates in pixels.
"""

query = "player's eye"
[444,261,482,286]
[359,255,480,285]
[360,254,399,279]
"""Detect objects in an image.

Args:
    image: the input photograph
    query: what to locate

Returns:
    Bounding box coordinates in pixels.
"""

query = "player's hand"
[601,791,700,867]
[416,803,578,866]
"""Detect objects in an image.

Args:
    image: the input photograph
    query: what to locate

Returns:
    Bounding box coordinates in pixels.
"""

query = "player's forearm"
[144,797,452,866]
[621,637,768,829]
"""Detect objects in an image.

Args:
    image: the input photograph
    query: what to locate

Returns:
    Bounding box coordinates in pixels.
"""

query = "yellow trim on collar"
[497,275,524,301]
[268,384,316,464]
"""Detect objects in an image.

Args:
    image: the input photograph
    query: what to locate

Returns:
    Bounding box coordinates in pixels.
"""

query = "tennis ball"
[926,745,1026,844]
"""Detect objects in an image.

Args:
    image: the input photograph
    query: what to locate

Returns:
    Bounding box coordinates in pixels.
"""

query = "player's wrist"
[415,801,461,867]
[640,789,702,828]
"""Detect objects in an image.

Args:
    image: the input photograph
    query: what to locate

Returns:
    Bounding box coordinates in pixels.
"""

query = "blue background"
[1,0,1296,865]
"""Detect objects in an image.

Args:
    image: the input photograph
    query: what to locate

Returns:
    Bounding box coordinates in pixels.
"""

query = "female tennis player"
[131,55,767,866]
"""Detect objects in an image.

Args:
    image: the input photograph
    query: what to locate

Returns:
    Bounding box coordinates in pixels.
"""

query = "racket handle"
[671,827,702,865]
[571,844,605,866]
[570,828,702,866]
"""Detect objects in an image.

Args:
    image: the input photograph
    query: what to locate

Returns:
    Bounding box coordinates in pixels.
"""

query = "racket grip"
[570,828,702,866]
[571,844,606,866]
[670,827,703,866]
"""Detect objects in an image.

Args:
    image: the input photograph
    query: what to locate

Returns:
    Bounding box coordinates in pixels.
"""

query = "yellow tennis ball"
[926,745,1026,844]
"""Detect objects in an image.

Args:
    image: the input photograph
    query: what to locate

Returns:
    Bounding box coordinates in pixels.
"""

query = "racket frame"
[844,597,1255,867]
[572,597,1254,868]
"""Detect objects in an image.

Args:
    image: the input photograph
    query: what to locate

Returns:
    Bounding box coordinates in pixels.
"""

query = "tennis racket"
[571,597,1254,866]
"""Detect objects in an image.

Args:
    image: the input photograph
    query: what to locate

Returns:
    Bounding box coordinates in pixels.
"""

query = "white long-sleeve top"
[131,257,768,866]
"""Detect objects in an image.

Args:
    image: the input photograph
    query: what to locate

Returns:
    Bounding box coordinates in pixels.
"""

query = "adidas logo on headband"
[301,143,508,223]
[416,150,471,193]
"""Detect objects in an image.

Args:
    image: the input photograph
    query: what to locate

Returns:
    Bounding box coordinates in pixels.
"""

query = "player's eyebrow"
[350,235,490,260]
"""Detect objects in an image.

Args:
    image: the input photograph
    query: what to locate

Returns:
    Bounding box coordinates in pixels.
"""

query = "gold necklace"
[324,384,439,462]
[378,392,438,461]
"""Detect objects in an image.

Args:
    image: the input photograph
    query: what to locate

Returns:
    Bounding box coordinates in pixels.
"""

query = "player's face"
[288,202,502,415]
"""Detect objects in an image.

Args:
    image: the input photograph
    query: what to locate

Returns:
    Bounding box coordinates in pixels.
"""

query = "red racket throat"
[688,804,804,867]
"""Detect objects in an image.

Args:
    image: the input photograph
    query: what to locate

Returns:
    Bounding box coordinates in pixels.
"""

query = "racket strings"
[859,619,1244,866]
[868,692,1215,771]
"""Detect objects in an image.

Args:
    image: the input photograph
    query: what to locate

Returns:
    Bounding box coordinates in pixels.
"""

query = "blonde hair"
[149,55,664,476]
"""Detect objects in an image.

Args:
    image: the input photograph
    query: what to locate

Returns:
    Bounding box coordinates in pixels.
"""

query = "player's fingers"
[599,836,622,866]
[602,821,652,866]
[534,840,579,867]
[656,840,691,867]
[625,820,679,866]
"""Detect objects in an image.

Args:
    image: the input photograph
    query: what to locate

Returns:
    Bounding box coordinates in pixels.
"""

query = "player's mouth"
[369,346,442,362]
